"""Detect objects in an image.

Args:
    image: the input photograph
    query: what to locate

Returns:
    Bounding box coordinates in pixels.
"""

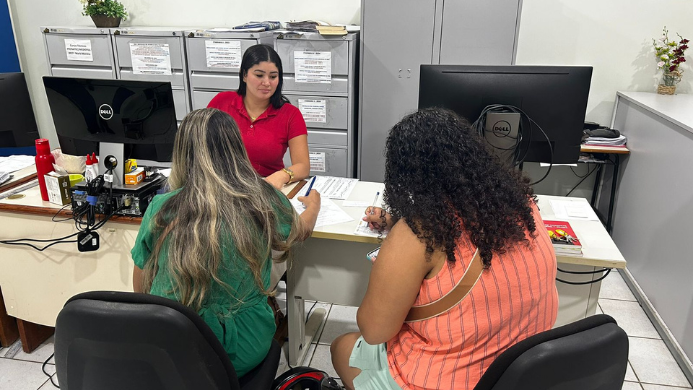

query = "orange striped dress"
[386,204,558,390]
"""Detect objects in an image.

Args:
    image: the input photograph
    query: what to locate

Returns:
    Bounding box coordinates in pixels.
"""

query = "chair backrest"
[54,291,241,390]
[474,314,629,390]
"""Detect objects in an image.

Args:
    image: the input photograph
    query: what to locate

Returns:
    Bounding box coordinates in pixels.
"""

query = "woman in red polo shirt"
[208,44,309,189]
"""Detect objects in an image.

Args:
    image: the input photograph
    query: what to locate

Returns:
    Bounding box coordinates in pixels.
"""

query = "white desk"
[285,181,626,365]
[0,177,625,361]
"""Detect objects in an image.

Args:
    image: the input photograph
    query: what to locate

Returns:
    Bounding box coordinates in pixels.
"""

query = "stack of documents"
[0,171,9,186]
[285,21,319,32]
[584,135,627,146]
[232,21,281,31]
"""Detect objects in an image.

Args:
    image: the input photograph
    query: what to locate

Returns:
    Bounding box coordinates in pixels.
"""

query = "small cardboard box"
[44,172,71,205]
[125,167,145,185]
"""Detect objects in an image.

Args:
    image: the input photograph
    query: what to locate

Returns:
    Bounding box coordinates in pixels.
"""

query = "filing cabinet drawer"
[284,95,348,130]
[192,90,221,110]
[189,73,240,91]
[187,38,259,73]
[283,146,348,177]
[120,70,186,86]
[172,89,189,120]
[50,67,114,80]
[306,130,348,147]
[115,36,185,70]
[282,76,348,94]
[275,38,350,76]
[45,34,114,67]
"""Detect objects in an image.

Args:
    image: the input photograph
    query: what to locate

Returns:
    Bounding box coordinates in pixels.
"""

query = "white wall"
[516,0,693,196]
[7,0,361,147]
[7,0,693,152]
[516,0,693,127]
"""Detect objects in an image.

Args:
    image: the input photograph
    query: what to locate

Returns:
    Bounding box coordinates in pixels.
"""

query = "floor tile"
[625,361,638,382]
[599,269,637,301]
[11,336,55,364]
[0,358,55,390]
[318,305,359,345]
[38,374,59,390]
[622,382,643,390]
[641,384,692,390]
[599,300,660,339]
[309,344,338,378]
[629,337,691,388]
[276,344,290,378]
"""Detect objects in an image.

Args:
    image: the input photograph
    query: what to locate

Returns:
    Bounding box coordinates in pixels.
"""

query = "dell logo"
[99,104,114,120]
[492,120,511,136]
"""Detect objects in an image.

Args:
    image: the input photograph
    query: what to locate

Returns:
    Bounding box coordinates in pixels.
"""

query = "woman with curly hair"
[331,108,558,390]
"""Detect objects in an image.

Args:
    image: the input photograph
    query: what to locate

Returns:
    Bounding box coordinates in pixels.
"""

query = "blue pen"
[370,192,380,215]
[305,176,317,196]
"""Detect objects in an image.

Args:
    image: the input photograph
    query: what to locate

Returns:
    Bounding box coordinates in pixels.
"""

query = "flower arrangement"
[653,27,688,91]
[79,0,128,21]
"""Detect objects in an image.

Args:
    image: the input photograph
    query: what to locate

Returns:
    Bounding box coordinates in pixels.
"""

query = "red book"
[544,220,582,254]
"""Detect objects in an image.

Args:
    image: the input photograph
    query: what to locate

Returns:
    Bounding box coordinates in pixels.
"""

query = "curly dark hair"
[384,108,537,267]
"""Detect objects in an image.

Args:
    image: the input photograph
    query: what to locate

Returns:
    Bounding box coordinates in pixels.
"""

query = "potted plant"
[79,0,128,28]
[653,27,689,95]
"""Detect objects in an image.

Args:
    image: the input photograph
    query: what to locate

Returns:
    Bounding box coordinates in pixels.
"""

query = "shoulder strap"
[405,249,483,323]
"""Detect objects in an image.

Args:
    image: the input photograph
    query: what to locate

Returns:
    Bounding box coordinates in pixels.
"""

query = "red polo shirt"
[207,91,307,177]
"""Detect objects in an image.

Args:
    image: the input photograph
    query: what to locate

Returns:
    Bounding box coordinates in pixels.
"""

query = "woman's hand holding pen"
[297,189,321,211]
[362,207,393,232]
[297,189,321,240]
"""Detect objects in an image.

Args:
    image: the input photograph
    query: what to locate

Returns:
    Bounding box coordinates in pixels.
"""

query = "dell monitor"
[43,77,177,186]
[0,73,40,156]
[418,65,592,165]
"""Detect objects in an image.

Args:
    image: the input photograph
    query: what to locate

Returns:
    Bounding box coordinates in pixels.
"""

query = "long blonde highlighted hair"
[141,108,301,310]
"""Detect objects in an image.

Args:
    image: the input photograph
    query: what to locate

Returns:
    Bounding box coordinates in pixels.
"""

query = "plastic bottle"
[35,139,55,201]
[91,152,99,176]
[85,154,94,182]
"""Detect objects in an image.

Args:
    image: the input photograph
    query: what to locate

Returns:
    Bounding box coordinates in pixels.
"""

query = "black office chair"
[54,291,281,390]
[474,314,629,390]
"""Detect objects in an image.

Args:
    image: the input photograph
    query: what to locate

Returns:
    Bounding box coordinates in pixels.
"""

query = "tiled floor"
[1,269,692,389]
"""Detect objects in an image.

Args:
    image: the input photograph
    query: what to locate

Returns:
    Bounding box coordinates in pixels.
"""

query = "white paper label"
[65,39,93,62]
[298,99,327,123]
[205,40,242,68]
[294,51,331,83]
[129,42,172,75]
[309,152,326,172]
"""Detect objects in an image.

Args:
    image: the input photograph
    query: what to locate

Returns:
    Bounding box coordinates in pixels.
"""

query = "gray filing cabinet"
[111,27,191,122]
[184,30,274,110]
[275,32,359,178]
[358,0,522,181]
[41,26,117,79]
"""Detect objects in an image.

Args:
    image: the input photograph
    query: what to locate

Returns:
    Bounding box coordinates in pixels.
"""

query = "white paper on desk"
[0,155,35,173]
[549,199,600,221]
[302,176,358,200]
[342,200,370,207]
[290,197,353,228]
[354,220,388,238]
[540,163,578,167]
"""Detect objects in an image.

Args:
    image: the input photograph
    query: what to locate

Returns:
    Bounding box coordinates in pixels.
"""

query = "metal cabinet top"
[274,31,359,41]
[111,27,193,37]
[184,29,274,40]
[41,26,110,35]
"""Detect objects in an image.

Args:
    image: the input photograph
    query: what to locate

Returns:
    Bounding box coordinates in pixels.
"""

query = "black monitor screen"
[0,73,40,155]
[42,77,177,162]
[418,65,592,164]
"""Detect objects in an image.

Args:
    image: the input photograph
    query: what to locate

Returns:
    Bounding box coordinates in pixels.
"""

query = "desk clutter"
[582,122,627,147]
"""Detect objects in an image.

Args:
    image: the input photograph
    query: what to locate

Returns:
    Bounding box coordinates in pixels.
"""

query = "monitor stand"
[99,142,125,188]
